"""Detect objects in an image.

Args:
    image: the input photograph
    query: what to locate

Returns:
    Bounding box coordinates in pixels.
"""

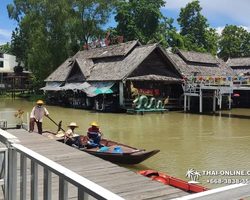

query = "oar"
[47,116,65,132]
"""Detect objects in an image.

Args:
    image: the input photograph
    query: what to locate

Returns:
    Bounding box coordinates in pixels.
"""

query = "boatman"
[29,100,49,134]
[87,121,102,146]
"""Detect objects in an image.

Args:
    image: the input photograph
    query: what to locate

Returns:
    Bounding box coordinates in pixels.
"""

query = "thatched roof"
[87,44,158,81]
[45,58,73,82]
[178,50,218,64]
[45,58,93,82]
[75,58,93,78]
[227,57,250,68]
[167,51,236,77]
[47,41,235,84]
[45,41,139,82]
[73,40,139,59]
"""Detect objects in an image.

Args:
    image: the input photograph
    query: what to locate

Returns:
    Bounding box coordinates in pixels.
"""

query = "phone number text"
[207,179,250,184]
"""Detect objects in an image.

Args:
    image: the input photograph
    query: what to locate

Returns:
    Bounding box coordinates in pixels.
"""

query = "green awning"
[93,87,116,94]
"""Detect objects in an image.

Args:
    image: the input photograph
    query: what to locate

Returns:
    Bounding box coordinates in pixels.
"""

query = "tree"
[7,0,117,87]
[71,0,118,49]
[177,0,218,56]
[0,42,13,54]
[146,16,186,51]
[7,0,71,83]
[218,25,250,61]
[114,0,165,44]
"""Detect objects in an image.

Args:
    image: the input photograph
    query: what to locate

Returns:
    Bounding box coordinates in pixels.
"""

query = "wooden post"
[228,94,231,110]
[184,94,187,112]
[119,82,124,107]
[213,90,216,113]
[199,89,203,113]
[188,96,191,111]
[219,93,222,110]
[27,112,30,131]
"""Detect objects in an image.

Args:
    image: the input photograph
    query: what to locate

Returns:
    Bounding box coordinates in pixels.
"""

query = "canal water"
[1,98,250,189]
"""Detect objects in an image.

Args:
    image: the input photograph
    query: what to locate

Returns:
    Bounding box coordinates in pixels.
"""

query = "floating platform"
[126,108,169,115]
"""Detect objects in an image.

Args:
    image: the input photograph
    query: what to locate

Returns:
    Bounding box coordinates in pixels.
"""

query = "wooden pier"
[4,129,190,200]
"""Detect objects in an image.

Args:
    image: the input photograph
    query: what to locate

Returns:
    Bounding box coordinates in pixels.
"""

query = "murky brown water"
[2,98,250,189]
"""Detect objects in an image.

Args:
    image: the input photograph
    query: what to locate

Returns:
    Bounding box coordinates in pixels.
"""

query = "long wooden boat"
[81,139,160,164]
[42,131,160,165]
[138,170,210,193]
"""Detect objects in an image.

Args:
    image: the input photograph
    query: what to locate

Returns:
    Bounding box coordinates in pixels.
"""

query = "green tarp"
[93,87,116,94]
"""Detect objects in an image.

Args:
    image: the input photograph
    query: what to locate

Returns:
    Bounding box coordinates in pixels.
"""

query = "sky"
[1,0,250,45]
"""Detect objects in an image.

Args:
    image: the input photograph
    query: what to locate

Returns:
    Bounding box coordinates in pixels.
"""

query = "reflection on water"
[2,99,250,189]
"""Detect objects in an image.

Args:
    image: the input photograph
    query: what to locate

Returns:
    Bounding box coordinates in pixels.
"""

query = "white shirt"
[65,129,79,137]
[30,106,49,122]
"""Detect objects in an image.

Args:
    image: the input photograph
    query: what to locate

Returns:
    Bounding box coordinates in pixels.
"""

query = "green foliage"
[71,0,118,49]
[7,0,117,91]
[218,25,250,61]
[177,0,218,55]
[0,42,13,54]
[114,0,165,44]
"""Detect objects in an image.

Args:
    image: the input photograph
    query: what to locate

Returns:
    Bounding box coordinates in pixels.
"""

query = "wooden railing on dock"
[0,129,125,200]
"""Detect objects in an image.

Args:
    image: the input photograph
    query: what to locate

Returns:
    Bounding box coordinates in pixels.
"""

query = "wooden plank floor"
[4,129,190,200]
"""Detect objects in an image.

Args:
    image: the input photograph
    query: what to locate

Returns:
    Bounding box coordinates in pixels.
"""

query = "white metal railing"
[172,183,250,200]
[183,76,250,86]
[0,145,8,199]
[0,129,125,200]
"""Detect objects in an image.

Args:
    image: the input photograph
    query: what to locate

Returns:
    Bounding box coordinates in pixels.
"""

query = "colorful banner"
[138,88,154,96]
[154,89,160,96]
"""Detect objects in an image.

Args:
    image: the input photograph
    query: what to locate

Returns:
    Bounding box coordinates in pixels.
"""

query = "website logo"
[186,169,202,184]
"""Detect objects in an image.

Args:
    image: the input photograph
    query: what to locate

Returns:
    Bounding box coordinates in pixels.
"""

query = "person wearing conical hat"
[64,122,85,150]
[29,100,49,134]
[87,121,103,146]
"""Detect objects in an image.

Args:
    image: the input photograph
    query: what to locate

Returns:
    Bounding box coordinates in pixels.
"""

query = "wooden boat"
[81,138,160,164]
[42,131,160,164]
[138,170,210,193]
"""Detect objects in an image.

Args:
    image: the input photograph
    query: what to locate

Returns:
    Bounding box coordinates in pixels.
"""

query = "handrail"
[172,183,250,200]
[0,129,125,200]
[12,143,124,200]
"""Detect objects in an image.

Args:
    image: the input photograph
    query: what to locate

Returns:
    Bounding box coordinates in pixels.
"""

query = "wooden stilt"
[184,95,187,112]
[228,94,231,110]
[199,89,202,113]
[188,96,190,111]
[213,90,216,113]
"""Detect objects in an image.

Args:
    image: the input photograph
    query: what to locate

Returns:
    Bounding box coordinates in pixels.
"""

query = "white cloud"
[215,26,225,35]
[215,25,250,35]
[164,0,250,27]
[0,29,12,38]
[0,29,12,45]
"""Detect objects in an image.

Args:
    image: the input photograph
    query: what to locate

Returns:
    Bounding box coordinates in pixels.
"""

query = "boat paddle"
[47,116,65,132]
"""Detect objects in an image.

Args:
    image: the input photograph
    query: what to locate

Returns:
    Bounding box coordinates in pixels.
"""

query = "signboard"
[154,89,160,96]
[138,88,154,96]
[84,29,123,50]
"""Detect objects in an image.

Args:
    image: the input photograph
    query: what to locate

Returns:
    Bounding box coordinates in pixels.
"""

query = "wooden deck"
[5,129,190,200]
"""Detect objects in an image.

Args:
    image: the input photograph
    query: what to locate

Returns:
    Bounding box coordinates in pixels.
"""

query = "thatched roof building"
[227,57,250,75]
[167,50,236,77]
[45,41,236,87]
[45,40,183,84]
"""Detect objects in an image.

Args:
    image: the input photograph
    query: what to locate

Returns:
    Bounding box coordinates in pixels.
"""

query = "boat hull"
[83,149,160,164]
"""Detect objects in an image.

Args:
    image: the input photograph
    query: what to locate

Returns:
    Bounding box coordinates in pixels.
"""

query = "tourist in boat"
[64,122,85,150]
[29,100,49,134]
[87,122,102,146]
